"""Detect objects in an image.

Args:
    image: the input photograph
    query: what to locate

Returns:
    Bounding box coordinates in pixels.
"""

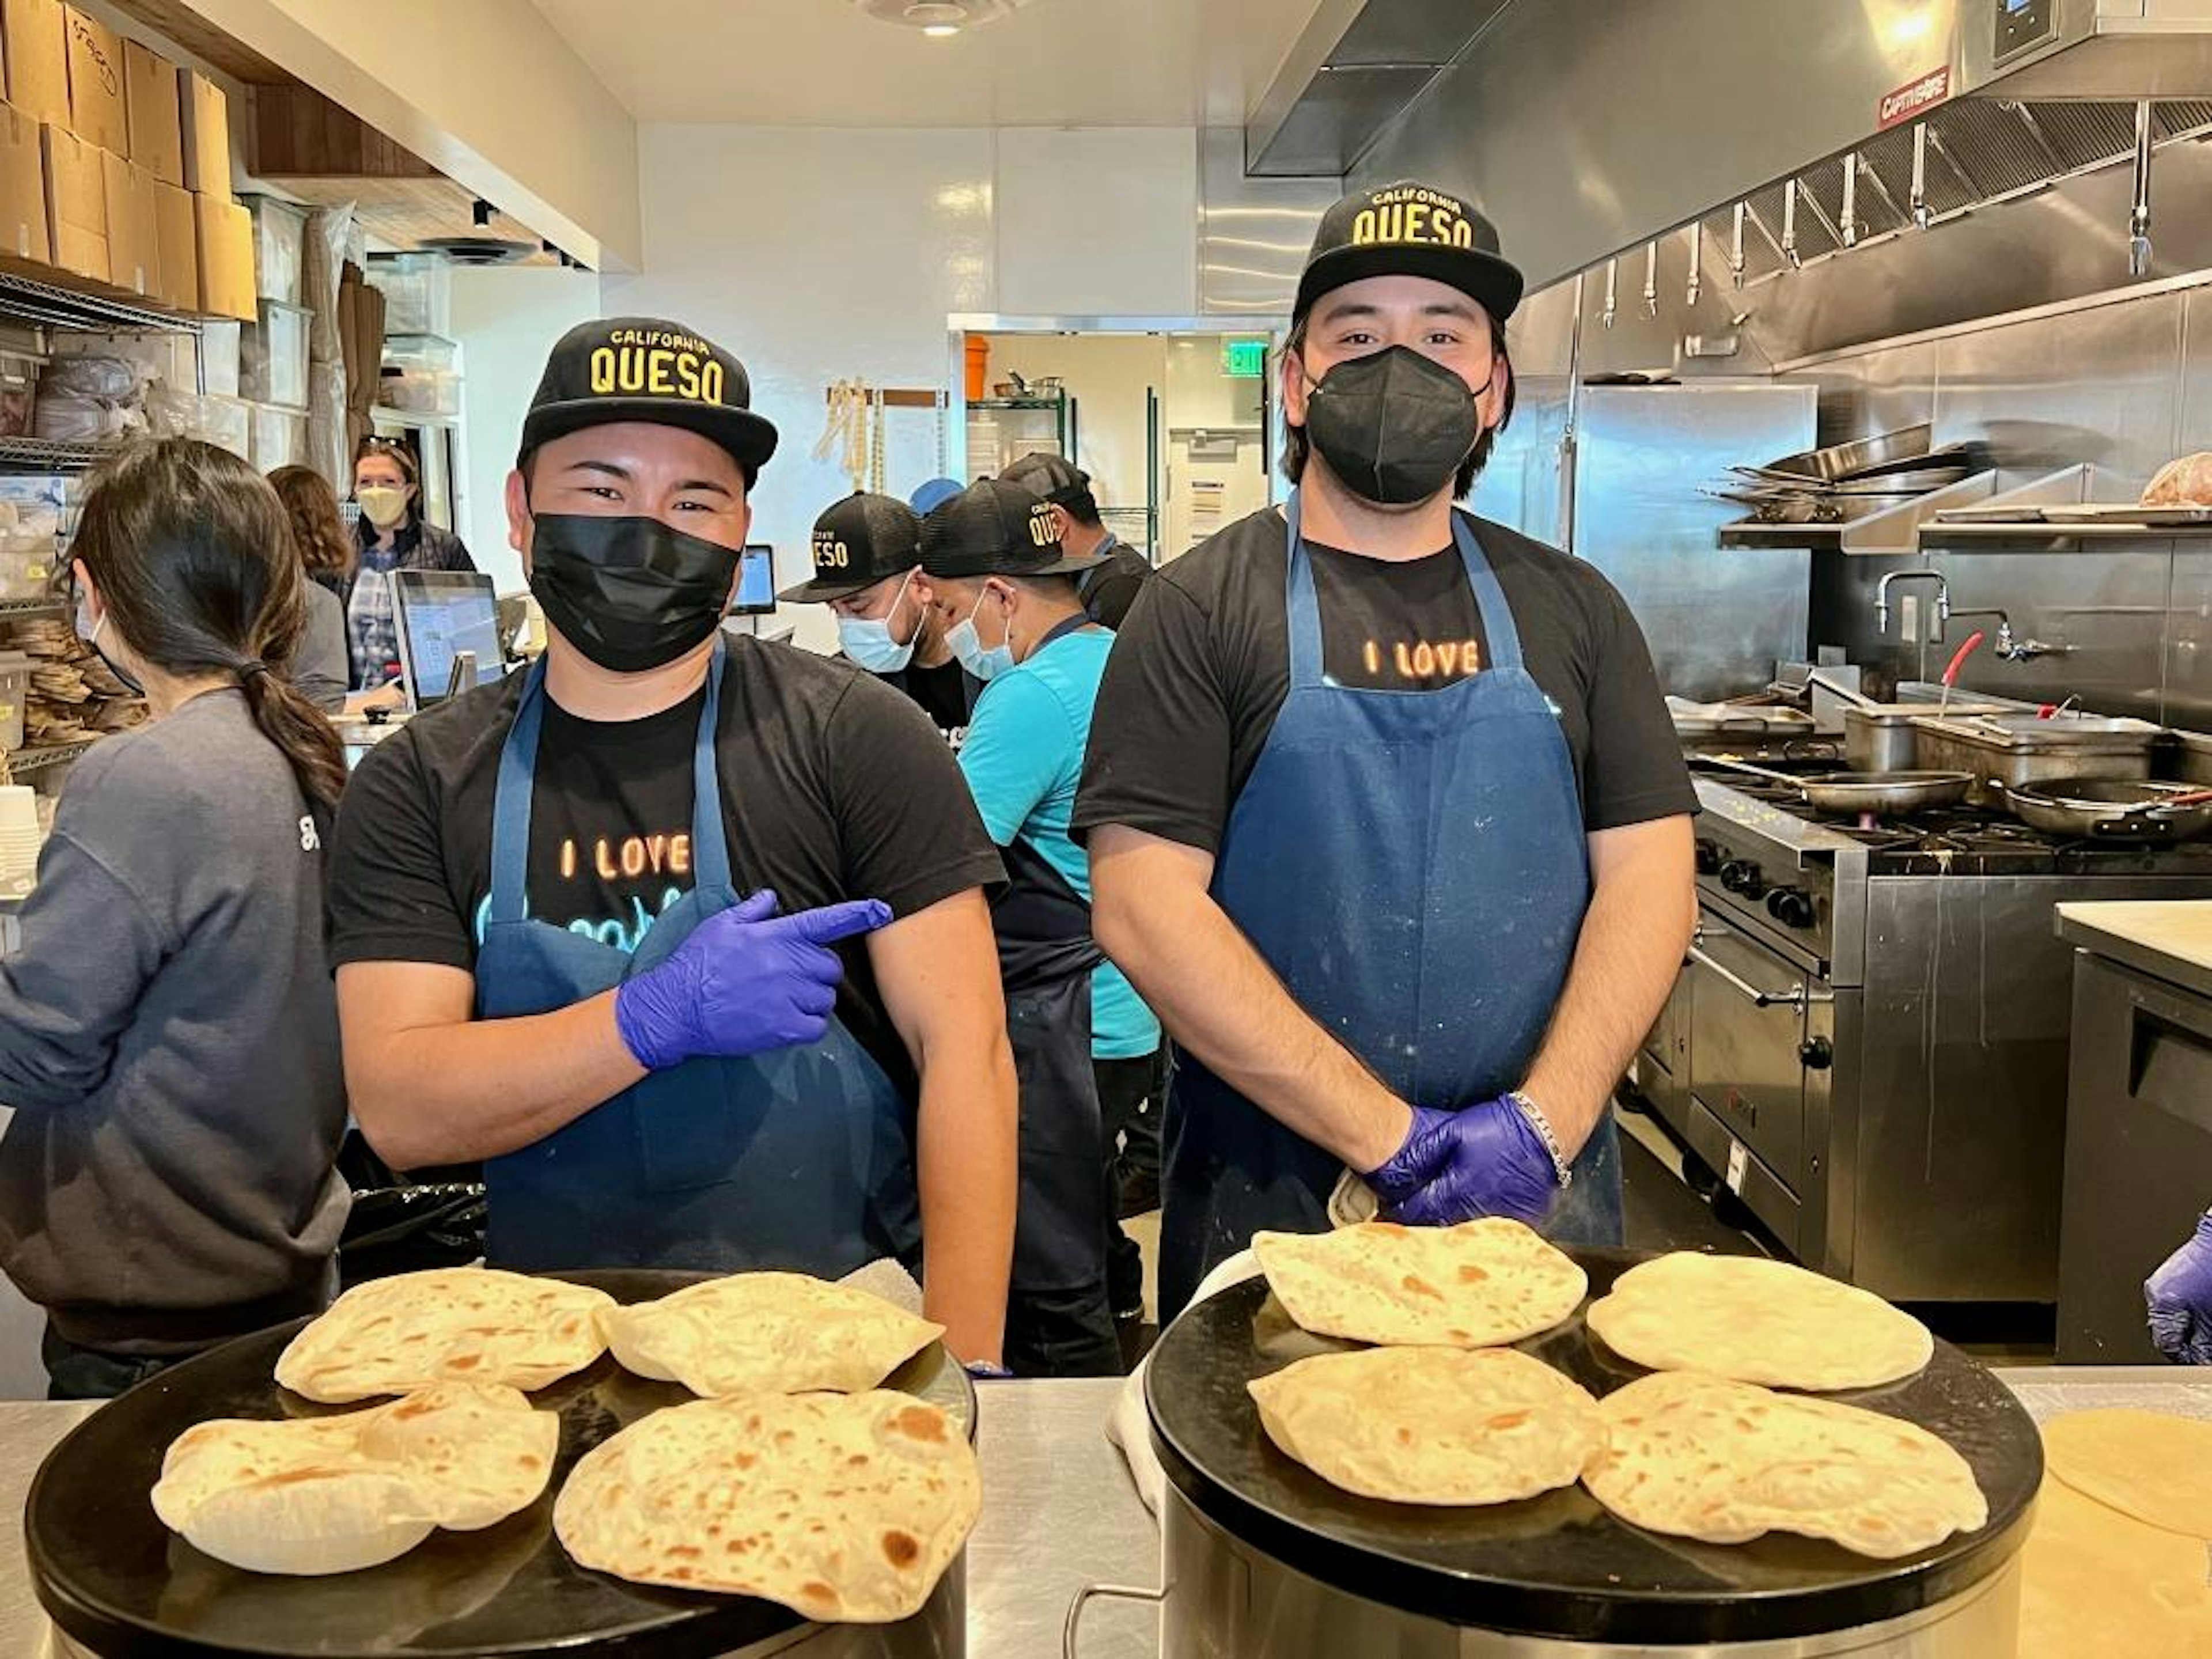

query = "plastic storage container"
[381,334,459,376]
[365,253,449,337]
[188,394,251,461]
[241,195,309,307]
[0,539,51,603]
[240,301,310,410]
[198,321,241,399]
[378,367,459,415]
[247,402,307,471]
[0,652,27,751]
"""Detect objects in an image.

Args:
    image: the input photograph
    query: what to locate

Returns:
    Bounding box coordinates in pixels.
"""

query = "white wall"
[448,267,607,595]
[606,124,1198,651]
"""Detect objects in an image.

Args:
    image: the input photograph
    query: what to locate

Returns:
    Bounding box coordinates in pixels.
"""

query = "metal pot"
[1843,704,2008,773]
[1915,713,2161,806]
[1998,777,2212,843]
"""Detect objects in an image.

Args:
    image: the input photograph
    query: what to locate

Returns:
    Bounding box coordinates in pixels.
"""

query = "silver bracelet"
[1508,1090,1574,1189]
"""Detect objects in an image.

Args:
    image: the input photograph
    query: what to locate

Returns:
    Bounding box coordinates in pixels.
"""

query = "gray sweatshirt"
[0,690,349,1354]
[294,581,349,714]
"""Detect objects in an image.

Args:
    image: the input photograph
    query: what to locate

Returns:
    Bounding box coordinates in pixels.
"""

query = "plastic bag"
[39,354,146,402]
[32,393,134,442]
[334,1130,487,1289]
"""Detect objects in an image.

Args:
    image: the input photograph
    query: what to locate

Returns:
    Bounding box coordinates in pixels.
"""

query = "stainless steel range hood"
[1248,0,2212,290]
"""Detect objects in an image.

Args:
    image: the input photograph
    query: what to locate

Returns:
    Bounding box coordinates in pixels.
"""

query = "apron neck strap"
[486,641,734,925]
[1033,613,1092,654]
[1282,489,1526,686]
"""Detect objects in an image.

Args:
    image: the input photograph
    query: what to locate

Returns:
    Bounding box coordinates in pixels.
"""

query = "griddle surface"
[28,1268,974,1657]
[1145,1250,2040,1644]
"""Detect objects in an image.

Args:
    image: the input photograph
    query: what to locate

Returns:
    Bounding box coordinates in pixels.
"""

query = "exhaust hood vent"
[418,235,535,267]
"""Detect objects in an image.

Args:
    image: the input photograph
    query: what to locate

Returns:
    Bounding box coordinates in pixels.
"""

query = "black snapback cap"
[1000,451,1090,505]
[1293,181,1524,327]
[781,492,922,604]
[919,479,1106,581]
[518,316,779,474]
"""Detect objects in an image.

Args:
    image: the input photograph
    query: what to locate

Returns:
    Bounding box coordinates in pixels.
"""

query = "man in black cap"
[327,317,1019,1370]
[909,478,1149,1374]
[1076,183,1697,1315]
[999,452,1151,630]
[780,491,979,748]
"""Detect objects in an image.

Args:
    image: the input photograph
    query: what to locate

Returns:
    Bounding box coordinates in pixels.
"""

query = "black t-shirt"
[874,657,979,750]
[328,638,1006,1088]
[1073,505,1696,854]
[1078,541,1152,631]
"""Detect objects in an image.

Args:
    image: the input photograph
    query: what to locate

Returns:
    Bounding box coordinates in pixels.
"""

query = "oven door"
[1687,914,1817,1197]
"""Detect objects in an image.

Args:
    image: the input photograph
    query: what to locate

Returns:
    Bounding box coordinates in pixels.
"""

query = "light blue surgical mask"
[836,571,918,674]
[945,587,1014,682]
[75,588,145,698]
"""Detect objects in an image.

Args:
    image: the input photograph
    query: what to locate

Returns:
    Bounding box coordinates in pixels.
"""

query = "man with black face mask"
[326,317,1019,1370]
[1075,183,1698,1315]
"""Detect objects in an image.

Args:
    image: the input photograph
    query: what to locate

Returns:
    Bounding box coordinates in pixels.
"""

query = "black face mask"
[527,513,739,673]
[1301,344,1490,507]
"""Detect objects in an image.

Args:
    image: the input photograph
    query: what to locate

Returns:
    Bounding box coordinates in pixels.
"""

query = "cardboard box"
[122,38,179,186]
[61,5,122,153]
[0,101,46,263]
[177,67,226,199]
[194,190,252,320]
[151,177,192,309]
[99,148,153,296]
[3,0,66,128]
[40,123,102,282]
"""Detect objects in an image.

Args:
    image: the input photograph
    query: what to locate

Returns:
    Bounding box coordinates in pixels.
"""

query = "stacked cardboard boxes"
[0,0,253,317]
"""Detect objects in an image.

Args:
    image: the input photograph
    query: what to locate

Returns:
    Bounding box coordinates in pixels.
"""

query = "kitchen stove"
[1630,761,2212,1305]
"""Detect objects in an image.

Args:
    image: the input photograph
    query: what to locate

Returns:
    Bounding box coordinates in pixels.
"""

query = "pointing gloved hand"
[1363,1097,1565,1229]
[2145,1210,2212,1366]
[613,889,893,1070]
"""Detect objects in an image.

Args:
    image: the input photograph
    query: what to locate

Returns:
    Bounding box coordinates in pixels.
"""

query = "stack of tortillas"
[1253,1219,1587,1347]
[556,1389,980,1622]
[151,1383,558,1575]
[1581,1370,1986,1557]
[1585,1252,1933,1389]
[598,1272,943,1396]
[2020,1409,2212,1656]
[275,1267,615,1402]
[1250,1347,1603,1506]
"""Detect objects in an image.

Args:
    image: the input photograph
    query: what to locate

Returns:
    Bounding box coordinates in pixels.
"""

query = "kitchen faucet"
[1942,605,2073,661]
[1876,570,1949,642]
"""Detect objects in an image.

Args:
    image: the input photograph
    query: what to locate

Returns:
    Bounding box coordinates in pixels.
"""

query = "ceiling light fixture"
[854,0,1034,36]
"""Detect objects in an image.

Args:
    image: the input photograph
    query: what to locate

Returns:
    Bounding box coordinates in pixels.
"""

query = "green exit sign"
[1222,339,1268,378]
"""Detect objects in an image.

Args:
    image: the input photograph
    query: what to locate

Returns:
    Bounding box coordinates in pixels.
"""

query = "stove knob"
[1799,1036,1834,1070]
[1719,861,1766,899]
[1695,838,1722,876]
[1767,887,1816,930]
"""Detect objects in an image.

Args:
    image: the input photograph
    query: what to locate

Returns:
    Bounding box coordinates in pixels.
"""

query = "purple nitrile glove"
[1364,1099,1562,1229]
[2145,1210,2212,1366]
[613,889,892,1070]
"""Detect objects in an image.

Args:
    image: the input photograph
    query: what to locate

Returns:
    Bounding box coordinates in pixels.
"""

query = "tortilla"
[1585,1252,1933,1391]
[2020,1474,2212,1657]
[1582,1370,1986,1558]
[555,1389,980,1623]
[1252,1219,1586,1348]
[2042,1408,2212,1539]
[598,1272,944,1397]
[1248,1346,1603,1506]
[151,1383,558,1575]
[274,1268,614,1403]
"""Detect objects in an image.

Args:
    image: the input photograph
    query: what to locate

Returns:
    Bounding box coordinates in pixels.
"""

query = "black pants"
[41,1325,179,1402]
[1003,1280,1125,1378]
[1096,1049,1166,1318]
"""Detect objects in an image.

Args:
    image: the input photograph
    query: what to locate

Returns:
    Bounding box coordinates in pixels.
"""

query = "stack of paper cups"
[0,784,41,899]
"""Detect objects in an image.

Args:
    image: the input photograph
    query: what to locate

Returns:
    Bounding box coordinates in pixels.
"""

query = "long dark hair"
[75,440,348,809]
[268,464,356,582]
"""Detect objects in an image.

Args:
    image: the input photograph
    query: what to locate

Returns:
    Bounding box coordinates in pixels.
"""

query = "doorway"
[948,316,1283,563]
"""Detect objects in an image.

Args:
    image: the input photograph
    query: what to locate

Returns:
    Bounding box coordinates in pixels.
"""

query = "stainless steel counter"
[2,1370,2207,1657]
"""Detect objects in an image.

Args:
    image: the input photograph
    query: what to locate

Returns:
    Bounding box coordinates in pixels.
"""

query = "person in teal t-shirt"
[917,478,1162,1374]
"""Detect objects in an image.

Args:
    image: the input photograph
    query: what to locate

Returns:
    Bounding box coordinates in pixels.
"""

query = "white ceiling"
[529,0,1333,128]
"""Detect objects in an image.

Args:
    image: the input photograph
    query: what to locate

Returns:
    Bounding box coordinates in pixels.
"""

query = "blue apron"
[474,642,921,1274]
[1159,496,1624,1315]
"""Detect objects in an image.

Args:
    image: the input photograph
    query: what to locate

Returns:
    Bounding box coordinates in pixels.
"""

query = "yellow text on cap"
[813,531,850,571]
[590,342,726,406]
[1352,189,1475,251]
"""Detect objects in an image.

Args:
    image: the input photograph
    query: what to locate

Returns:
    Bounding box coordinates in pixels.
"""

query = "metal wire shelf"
[0,267,203,335]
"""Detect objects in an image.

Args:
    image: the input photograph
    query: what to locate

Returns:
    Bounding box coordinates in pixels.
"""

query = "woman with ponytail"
[0,438,350,1397]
